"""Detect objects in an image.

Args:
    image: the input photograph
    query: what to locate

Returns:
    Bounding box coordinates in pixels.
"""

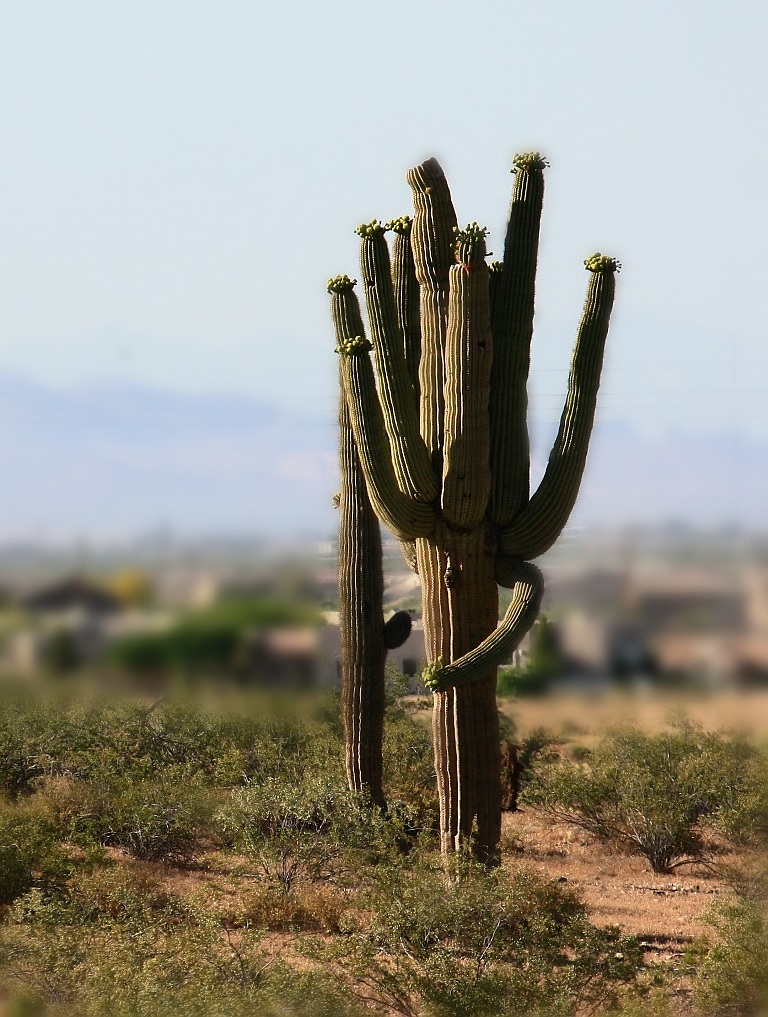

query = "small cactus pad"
[355,219,386,239]
[335,335,373,356]
[583,253,621,273]
[327,274,357,294]
[383,610,412,650]
[512,152,549,173]
[385,215,412,235]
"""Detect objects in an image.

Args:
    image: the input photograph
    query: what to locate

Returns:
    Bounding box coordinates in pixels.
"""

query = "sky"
[1,1,768,540]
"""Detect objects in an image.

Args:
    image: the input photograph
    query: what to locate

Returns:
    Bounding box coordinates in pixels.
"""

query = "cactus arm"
[489,153,547,527]
[383,609,412,650]
[338,379,387,806]
[357,222,438,504]
[500,254,619,560]
[398,539,419,573]
[388,215,421,400]
[422,562,544,692]
[329,276,436,541]
[340,348,436,541]
[329,273,366,347]
[442,224,493,530]
[406,158,459,472]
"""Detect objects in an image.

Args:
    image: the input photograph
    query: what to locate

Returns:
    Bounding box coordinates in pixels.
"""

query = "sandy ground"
[501,810,731,942]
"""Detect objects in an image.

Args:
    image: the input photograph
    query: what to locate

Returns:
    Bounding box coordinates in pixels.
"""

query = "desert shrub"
[518,727,559,779]
[60,775,216,863]
[308,859,643,1017]
[570,743,592,762]
[381,689,438,836]
[525,721,767,873]
[0,844,31,906]
[688,896,768,1016]
[0,794,71,903]
[0,868,364,1017]
[237,881,348,933]
[218,773,410,890]
[0,685,343,794]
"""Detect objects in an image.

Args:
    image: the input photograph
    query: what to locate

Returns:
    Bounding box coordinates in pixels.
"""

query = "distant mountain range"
[0,373,764,541]
[0,375,338,540]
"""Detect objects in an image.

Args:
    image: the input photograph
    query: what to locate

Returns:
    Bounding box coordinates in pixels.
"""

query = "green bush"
[218,774,410,890]
[308,859,643,1017]
[525,721,767,872]
[0,843,31,906]
[497,615,563,697]
[0,804,71,906]
[689,896,768,1016]
[381,683,438,836]
[110,595,324,678]
[0,868,365,1016]
[62,775,215,863]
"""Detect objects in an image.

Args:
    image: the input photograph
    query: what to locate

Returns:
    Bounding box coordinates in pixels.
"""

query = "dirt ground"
[494,688,768,995]
[501,808,734,948]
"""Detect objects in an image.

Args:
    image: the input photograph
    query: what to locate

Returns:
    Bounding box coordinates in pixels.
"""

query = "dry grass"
[503,687,768,747]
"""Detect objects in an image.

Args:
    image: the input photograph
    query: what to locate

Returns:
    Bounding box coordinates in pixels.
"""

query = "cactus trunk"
[417,522,501,860]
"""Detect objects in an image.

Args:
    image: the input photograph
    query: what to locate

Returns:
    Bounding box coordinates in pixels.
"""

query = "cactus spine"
[330,157,618,860]
[330,275,411,807]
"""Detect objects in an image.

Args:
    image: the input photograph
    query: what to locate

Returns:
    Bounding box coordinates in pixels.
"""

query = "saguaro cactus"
[333,311,412,807]
[329,154,618,861]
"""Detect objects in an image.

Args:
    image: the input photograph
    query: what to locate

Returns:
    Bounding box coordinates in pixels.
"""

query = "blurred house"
[318,612,427,687]
[545,562,768,685]
[6,575,122,673]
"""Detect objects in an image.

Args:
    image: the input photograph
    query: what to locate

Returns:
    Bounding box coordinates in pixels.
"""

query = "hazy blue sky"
[2,1,767,437]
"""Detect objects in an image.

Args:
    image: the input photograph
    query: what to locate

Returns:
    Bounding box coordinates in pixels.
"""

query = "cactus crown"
[512,151,549,173]
[355,219,386,239]
[453,222,489,265]
[583,252,621,274]
[385,215,412,236]
[335,335,373,357]
[327,274,357,294]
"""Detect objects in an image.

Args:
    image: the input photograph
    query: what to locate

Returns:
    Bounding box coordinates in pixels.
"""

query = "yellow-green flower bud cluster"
[583,253,621,274]
[452,222,489,265]
[512,152,549,173]
[327,274,358,294]
[335,335,373,357]
[489,260,504,275]
[385,215,412,235]
[421,658,444,692]
[355,219,386,239]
